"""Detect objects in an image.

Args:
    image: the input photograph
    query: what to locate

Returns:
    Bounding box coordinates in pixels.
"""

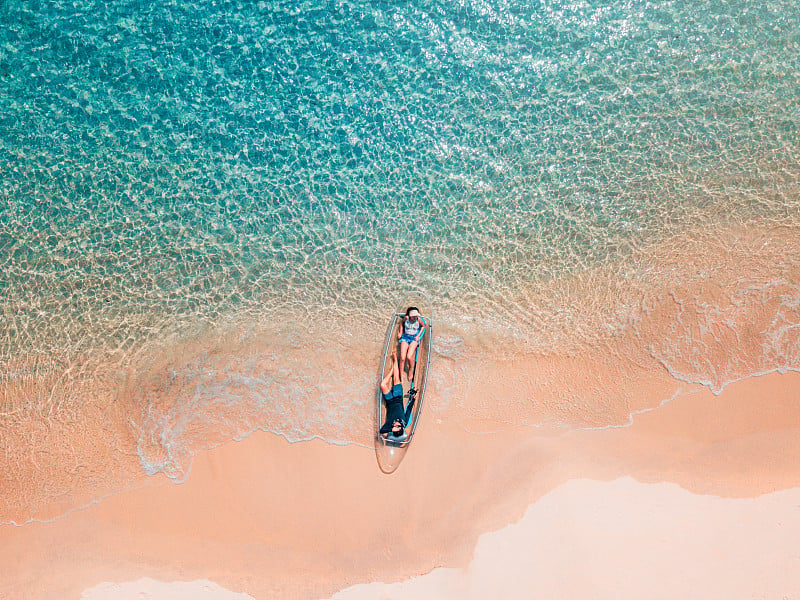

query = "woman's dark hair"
[405,306,419,316]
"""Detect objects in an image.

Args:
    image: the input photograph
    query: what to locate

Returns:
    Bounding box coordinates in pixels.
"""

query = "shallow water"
[1,0,800,486]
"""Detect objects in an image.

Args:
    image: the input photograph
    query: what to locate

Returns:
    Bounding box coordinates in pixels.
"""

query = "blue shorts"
[399,333,418,345]
[382,383,404,402]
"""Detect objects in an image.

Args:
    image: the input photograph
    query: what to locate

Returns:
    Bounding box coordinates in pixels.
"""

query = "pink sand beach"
[2,367,799,600]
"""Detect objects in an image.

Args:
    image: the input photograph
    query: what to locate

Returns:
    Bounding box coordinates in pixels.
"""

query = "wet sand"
[2,371,799,600]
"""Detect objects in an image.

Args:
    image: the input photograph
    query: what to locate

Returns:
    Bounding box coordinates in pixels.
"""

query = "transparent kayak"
[374,291,433,473]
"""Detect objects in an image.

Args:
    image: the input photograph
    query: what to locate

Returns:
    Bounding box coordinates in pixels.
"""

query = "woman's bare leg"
[399,340,410,377]
[405,340,419,381]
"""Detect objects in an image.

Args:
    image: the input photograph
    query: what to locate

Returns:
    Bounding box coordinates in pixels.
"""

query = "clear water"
[2,0,799,480]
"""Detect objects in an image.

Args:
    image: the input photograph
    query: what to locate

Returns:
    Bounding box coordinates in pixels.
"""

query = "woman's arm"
[415,316,427,341]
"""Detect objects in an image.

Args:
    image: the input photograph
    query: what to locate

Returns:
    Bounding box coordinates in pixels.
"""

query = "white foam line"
[461,386,693,437]
[137,426,373,483]
[578,387,688,432]
[1,479,152,527]
[654,361,800,396]
[3,431,372,528]
[464,364,800,438]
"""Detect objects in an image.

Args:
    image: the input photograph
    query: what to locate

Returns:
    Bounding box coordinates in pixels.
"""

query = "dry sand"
[328,478,800,600]
[2,371,799,600]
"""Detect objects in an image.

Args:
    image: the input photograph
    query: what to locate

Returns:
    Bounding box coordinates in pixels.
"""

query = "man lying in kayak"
[379,354,408,441]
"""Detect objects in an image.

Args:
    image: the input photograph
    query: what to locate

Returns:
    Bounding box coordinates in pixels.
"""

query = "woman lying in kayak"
[398,306,426,382]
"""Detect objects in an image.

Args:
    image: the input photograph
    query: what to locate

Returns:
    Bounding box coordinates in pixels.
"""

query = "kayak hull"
[374,291,433,473]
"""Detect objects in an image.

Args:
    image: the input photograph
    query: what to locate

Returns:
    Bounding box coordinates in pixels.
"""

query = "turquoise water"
[2,0,800,479]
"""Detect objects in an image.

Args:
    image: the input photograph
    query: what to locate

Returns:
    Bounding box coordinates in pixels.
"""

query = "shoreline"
[2,370,799,599]
[3,221,799,525]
